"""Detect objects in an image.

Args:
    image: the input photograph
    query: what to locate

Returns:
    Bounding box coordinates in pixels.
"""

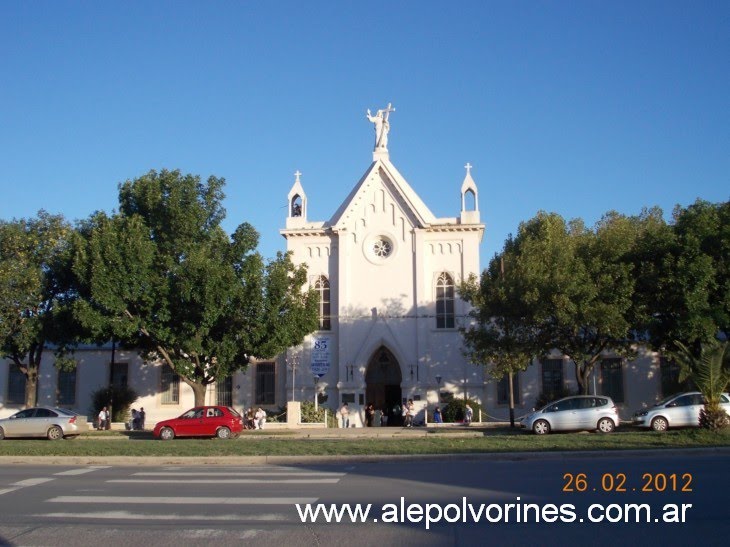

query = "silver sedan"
[0,407,87,440]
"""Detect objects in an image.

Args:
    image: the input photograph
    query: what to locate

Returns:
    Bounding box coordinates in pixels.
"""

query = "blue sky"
[1,1,728,264]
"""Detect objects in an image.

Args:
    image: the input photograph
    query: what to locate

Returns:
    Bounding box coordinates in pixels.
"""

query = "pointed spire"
[287,169,307,221]
[460,162,479,222]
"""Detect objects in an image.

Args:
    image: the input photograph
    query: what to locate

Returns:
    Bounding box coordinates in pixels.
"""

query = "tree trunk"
[576,362,593,395]
[185,379,208,407]
[508,371,515,427]
[25,367,39,407]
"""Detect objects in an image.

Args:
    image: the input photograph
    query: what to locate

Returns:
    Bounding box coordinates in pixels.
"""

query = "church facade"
[278,105,485,425]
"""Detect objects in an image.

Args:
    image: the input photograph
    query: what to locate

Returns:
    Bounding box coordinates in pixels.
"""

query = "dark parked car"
[0,407,87,440]
[153,406,244,440]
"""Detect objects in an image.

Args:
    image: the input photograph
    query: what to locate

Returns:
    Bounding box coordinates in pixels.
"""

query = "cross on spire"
[464,162,472,174]
[294,170,302,183]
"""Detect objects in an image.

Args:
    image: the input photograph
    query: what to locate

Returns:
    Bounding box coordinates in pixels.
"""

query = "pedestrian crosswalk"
[0,465,348,526]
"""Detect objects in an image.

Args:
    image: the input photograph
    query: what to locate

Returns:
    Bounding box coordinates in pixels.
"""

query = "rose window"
[372,238,392,258]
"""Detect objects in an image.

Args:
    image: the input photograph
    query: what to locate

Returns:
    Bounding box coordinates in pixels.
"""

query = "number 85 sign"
[310,335,331,377]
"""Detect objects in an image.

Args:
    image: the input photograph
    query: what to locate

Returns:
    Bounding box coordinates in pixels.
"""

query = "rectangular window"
[541,358,564,398]
[660,356,684,397]
[601,358,624,403]
[217,376,233,407]
[7,364,26,405]
[57,369,77,406]
[111,362,128,388]
[497,373,520,405]
[255,362,275,405]
[160,364,180,405]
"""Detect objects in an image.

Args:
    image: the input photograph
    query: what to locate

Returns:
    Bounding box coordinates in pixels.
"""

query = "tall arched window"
[315,275,331,331]
[436,272,455,329]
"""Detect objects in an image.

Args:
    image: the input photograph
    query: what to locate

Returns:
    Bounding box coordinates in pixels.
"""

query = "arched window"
[315,275,331,330]
[291,195,302,217]
[436,272,455,329]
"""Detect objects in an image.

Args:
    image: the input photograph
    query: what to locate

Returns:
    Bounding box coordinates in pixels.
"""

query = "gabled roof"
[329,157,438,230]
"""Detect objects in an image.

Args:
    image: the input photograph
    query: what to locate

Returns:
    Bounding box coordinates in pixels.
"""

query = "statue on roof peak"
[366,103,395,151]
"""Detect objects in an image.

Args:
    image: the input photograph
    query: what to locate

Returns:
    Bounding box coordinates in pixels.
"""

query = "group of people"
[128,407,145,430]
[338,401,474,427]
[97,406,146,430]
[244,407,267,430]
[339,402,391,428]
[402,400,416,427]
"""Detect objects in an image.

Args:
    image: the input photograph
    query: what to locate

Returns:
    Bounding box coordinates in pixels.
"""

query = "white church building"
[0,107,673,425]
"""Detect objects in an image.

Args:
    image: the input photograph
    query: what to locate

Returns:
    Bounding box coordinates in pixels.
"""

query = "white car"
[0,407,87,440]
[520,395,619,435]
[632,392,730,431]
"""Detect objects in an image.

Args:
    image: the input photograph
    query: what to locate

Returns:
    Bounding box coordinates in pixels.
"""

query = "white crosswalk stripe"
[12,478,55,487]
[132,471,345,477]
[54,466,110,476]
[109,478,340,484]
[48,495,318,505]
[35,511,288,521]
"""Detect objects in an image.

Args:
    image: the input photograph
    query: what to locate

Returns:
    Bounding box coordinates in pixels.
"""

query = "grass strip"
[0,429,727,457]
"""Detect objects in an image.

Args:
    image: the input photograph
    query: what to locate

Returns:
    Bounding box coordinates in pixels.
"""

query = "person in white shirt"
[97,407,109,430]
[254,408,266,430]
[339,403,350,428]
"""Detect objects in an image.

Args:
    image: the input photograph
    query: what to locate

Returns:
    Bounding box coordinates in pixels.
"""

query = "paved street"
[0,451,728,546]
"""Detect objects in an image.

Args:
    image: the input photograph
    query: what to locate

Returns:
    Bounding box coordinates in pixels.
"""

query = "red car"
[153,406,243,440]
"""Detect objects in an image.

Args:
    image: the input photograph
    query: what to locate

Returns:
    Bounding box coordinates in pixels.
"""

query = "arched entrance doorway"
[365,346,403,426]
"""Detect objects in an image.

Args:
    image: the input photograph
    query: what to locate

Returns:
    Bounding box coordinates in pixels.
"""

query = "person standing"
[138,407,146,430]
[255,408,266,430]
[406,399,415,427]
[97,407,108,430]
[365,403,375,427]
[433,407,443,424]
[129,408,138,430]
[339,403,350,428]
[464,404,473,426]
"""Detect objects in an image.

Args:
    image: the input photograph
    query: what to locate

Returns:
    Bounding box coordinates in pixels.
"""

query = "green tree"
[674,340,730,430]
[491,212,640,395]
[460,247,538,426]
[638,200,730,355]
[72,169,319,406]
[0,211,77,407]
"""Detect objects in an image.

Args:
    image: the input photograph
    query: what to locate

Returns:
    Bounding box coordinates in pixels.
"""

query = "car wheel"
[159,427,175,440]
[533,419,551,435]
[47,425,64,441]
[651,416,668,432]
[0,427,5,440]
[216,426,231,439]
[597,417,615,433]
